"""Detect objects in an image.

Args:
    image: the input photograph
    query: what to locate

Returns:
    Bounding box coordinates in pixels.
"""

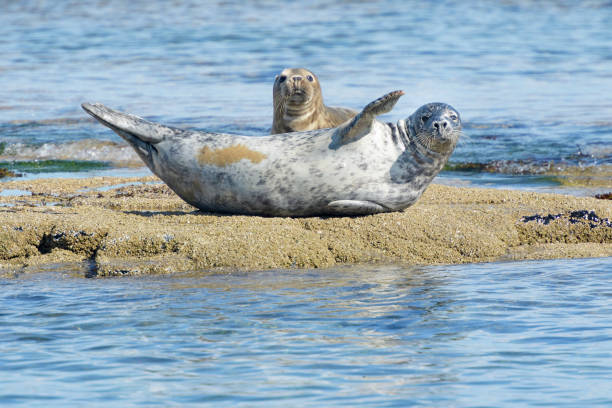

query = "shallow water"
[2,257,612,407]
[0,0,611,192]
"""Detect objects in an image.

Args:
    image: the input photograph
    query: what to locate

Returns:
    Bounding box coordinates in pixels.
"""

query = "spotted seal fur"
[272,68,357,134]
[82,91,461,216]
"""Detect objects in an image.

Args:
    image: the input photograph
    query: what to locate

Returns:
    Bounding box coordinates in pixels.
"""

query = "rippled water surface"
[2,258,612,407]
[0,0,611,192]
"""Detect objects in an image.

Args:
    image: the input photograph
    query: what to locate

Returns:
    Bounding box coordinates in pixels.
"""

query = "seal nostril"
[433,122,439,129]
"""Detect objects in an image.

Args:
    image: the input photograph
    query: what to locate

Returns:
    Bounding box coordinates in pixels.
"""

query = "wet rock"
[1,176,611,276]
[518,210,612,245]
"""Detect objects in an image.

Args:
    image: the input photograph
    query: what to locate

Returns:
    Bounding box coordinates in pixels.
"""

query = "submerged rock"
[595,192,612,200]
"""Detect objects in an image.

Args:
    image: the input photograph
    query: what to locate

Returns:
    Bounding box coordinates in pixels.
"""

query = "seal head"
[275,67,318,106]
[272,68,357,134]
[404,103,461,154]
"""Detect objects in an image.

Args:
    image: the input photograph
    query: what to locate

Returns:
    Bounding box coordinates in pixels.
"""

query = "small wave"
[446,160,568,175]
[7,117,95,126]
[0,160,110,174]
[447,160,612,175]
[0,139,143,167]
[578,145,612,159]
[446,160,612,188]
[463,122,527,130]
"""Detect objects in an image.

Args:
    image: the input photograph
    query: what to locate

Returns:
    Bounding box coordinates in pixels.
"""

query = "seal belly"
[173,131,393,215]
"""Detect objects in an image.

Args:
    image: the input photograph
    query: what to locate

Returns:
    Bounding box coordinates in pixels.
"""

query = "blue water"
[0,0,611,192]
[2,258,612,407]
[1,1,612,405]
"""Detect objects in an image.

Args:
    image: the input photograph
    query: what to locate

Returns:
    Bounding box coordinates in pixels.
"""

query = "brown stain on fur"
[198,144,267,167]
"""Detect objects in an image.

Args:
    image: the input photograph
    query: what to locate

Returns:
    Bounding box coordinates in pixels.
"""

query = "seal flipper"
[332,90,404,147]
[82,103,177,145]
[326,200,387,215]
[82,102,182,168]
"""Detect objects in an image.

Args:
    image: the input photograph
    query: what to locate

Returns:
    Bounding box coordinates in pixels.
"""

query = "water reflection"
[2,259,612,405]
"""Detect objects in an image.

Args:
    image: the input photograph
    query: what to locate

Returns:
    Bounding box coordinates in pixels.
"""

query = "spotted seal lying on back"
[82,91,461,216]
[272,68,357,134]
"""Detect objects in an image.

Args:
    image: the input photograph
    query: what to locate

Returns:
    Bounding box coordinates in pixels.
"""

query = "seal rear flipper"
[332,90,404,147]
[326,200,387,215]
[81,103,176,145]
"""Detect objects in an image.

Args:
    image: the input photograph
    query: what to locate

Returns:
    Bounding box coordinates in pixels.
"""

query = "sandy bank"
[1,176,611,277]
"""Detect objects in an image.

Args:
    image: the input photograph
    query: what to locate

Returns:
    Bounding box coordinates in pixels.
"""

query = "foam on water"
[0,139,140,166]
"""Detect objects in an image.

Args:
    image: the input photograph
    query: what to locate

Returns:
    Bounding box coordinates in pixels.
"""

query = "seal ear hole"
[279,75,287,83]
[306,75,314,82]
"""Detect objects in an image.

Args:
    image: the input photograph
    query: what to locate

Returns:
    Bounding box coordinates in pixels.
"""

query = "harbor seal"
[272,68,357,134]
[82,91,462,216]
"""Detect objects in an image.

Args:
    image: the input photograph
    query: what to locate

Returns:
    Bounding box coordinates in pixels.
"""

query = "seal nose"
[433,120,449,132]
[291,75,303,83]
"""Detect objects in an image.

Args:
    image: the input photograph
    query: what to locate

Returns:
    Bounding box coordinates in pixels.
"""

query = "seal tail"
[82,102,178,169]
[81,103,174,145]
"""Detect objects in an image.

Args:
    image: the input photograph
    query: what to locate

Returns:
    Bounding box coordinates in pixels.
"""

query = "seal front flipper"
[326,200,388,215]
[331,90,404,147]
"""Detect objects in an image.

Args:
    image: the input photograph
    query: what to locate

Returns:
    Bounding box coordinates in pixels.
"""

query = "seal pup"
[272,68,357,134]
[82,91,461,216]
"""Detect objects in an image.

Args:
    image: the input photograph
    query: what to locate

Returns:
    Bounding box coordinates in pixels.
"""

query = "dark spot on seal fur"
[310,168,323,178]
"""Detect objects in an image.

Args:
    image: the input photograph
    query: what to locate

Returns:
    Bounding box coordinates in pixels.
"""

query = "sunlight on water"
[0,0,610,189]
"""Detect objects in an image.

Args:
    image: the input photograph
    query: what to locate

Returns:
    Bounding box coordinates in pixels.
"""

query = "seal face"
[82,91,462,216]
[272,68,357,134]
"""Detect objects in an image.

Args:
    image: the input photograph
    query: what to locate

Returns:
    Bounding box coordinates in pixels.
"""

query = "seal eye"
[306,75,314,82]
[449,114,458,121]
[421,115,430,124]
[279,75,287,83]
